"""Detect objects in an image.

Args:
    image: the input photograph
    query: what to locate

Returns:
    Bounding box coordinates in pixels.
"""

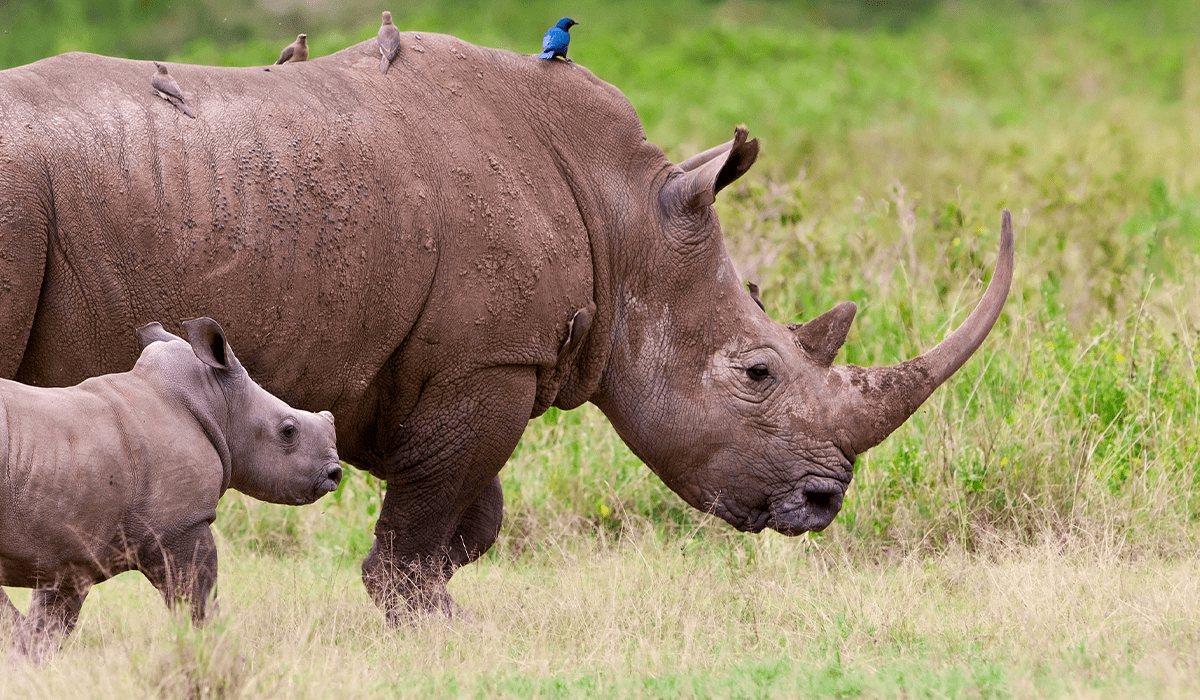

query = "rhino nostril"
[806,490,834,510]
[326,464,342,486]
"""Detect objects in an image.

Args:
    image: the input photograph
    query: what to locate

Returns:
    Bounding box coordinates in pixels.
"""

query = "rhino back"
[0,37,652,459]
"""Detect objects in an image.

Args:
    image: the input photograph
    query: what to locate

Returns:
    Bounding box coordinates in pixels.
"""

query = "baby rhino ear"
[136,321,178,349]
[181,317,233,370]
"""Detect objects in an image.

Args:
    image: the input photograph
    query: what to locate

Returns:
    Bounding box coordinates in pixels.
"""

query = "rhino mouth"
[765,475,847,536]
[313,462,343,500]
[705,474,848,535]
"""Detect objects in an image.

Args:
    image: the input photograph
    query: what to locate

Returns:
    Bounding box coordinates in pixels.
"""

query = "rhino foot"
[361,547,457,623]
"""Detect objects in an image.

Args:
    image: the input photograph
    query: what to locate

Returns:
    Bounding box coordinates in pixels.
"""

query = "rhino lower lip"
[766,477,847,535]
[313,463,343,498]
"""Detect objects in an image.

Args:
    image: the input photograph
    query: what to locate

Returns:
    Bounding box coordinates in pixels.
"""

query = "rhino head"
[591,127,1012,535]
[136,318,343,505]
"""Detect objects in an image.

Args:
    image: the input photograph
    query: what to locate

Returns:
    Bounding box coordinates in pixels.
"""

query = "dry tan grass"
[2,530,1197,698]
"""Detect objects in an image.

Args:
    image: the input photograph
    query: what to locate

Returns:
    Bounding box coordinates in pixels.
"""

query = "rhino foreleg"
[13,586,89,663]
[140,521,218,625]
[446,475,504,570]
[363,367,533,623]
[366,474,504,613]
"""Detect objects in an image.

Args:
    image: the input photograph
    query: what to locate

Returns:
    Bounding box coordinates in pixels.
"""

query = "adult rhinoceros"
[0,34,1012,619]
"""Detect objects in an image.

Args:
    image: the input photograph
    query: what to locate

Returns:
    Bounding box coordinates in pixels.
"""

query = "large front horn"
[832,210,1015,456]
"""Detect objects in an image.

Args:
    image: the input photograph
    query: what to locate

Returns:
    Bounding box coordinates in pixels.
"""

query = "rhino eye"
[746,364,771,382]
[279,422,299,444]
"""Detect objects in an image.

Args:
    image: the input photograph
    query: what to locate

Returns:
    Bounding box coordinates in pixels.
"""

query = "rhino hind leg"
[13,586,89,664]
[138,521,219,624]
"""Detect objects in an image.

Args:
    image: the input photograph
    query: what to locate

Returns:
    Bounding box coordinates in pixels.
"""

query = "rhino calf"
[0,318,342,661]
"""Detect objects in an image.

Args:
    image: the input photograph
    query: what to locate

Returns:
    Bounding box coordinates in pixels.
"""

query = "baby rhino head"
[136,318,342,506]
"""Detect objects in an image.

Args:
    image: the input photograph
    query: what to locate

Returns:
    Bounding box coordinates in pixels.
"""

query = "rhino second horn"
[789,300,857,367]
[836,209,1015,456]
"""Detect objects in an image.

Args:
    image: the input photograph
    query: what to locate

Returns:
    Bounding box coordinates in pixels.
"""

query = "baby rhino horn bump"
[788,301,857,367]
[181,317,232,370]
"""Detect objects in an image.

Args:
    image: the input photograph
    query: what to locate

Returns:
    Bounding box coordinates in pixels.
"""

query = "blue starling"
[537,18,577,63]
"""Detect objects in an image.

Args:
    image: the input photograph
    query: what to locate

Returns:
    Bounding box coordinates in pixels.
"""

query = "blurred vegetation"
[3,0,1200,563]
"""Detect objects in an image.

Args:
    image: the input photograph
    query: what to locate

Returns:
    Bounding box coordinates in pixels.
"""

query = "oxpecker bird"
[378,11,401,75]
[150,62,196,118]
[537,18,577,63]
[276,33,308,64]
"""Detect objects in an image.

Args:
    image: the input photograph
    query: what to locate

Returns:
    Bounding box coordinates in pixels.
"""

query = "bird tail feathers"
[537,51,555,59]
[380,54,391,75]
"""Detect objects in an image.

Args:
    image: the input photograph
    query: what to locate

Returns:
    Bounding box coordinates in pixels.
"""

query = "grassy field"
[2,0,1200,697]
[3,531,1198,698]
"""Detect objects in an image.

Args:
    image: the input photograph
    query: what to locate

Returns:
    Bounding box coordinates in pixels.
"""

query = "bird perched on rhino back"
[276,33,308,64]
[538,17,577,63]
[150,62,195,118]
[377,11,401,74]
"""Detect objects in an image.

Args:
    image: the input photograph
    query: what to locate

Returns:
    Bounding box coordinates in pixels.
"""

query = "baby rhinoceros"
[0,318,341,661]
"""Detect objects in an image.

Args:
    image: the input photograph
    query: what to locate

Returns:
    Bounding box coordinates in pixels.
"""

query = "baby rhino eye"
[280,422,299,443]
[746,364,770,381]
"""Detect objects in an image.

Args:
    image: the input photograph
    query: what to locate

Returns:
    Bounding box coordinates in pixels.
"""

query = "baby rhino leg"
[13,586,89,663]
[140,519,218,624]
[1,589,21,629]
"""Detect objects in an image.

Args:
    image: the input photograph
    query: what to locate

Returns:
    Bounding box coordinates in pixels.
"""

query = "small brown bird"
[746,281,765,311]
[150,62,195,119]
[276,33,308,64]
[377,11,401,75]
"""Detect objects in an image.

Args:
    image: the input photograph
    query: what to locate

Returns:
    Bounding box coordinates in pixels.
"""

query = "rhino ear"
[661,126,759,212]
[181,317,233,370]
[556,300,596,365]
[787,301,857,367]
[136,321,179,349]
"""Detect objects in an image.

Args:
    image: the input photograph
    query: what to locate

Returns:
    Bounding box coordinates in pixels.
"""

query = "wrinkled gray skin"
[0,36,1012,621]
[0,318,342,661]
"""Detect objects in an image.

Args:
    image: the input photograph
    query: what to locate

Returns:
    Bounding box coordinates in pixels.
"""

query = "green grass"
[3,0,1200,696]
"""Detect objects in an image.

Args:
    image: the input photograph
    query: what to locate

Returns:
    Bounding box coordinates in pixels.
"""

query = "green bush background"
[3,0,1199,561]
